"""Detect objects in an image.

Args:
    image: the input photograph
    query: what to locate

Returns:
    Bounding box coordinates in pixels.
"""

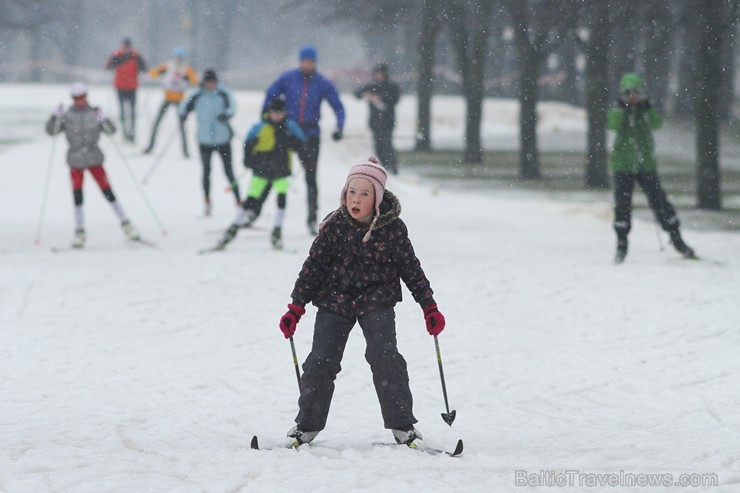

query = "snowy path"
[1,85,740,492]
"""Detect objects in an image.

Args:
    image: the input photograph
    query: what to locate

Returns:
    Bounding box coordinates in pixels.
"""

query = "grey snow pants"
[295,308,417,431]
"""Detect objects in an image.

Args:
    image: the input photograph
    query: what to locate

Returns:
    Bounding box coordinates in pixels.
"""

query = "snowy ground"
[1,84,740,493]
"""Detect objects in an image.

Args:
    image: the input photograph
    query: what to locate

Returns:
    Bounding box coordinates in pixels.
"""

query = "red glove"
[423,304,445,336]
[279,303,306,339]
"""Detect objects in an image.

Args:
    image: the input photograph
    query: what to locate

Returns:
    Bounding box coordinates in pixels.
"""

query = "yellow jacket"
[149,60,198,103]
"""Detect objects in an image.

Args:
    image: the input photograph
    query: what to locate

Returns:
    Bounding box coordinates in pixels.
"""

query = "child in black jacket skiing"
[278,156,446,446]
[214,98,306,250]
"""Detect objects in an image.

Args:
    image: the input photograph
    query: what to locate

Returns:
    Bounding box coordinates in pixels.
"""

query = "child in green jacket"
[607,73,695,263]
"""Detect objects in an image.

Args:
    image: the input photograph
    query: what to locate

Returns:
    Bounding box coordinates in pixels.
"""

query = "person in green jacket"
[607,73,695,263]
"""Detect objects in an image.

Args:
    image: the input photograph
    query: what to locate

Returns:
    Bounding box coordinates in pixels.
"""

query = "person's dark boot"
[271,227,283,250]
[669,229,696,259]
[216,225,238,250]
[287,425,319,447]
[614,237,628,264]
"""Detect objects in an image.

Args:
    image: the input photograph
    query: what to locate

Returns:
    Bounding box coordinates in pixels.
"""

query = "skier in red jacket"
[105,38,147,143]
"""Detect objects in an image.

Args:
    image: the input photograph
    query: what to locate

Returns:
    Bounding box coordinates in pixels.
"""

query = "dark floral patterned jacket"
[291,190,435,317]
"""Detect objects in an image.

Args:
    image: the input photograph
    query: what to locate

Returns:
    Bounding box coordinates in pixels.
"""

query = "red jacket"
[105,49,146,91]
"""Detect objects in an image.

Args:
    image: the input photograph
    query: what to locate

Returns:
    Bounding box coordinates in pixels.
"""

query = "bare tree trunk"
[415,0,442,151]
[504,0,572,179]
[582,3,611,189]
[718,24,736,122]
[642,0,672,113]
[558,38,580,106]
[695,0,737,209]
[446,0,492,164]
[608,0,640,96]
[518,51,541,179]
[675,12,699,118]
[464,0,494,163]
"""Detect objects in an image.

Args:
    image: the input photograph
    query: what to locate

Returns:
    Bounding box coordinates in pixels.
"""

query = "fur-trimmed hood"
[322,189,401,242]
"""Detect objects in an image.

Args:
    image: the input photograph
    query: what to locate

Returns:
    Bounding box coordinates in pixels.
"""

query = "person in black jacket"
[214,98,306,250]
[277,157,446,447]
[354,64,400,174]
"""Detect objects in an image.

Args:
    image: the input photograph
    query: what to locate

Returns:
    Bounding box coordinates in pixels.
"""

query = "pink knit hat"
[340,156,388,242]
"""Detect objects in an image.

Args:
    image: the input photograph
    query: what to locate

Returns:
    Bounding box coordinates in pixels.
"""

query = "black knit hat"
[268,98,286,112]
[203,69,218,83]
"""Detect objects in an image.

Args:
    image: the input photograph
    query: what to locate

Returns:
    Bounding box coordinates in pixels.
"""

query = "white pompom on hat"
[340,156,388,242]
[70,82,88,98]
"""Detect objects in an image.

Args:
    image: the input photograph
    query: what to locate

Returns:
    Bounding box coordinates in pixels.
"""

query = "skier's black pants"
[146,100,188,155]
[298,136,321,224]
[199,143,238,202]
[296,308,417,431]
[117,89,137,139]
[372,125,397,174]
[613,172,679,239]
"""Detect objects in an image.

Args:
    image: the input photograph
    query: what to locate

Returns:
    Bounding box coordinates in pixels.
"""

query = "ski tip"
[449,439,464,457]
[250,435,259,450]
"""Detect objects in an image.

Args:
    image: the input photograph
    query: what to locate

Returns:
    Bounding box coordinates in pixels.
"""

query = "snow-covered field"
[1,83,739,493]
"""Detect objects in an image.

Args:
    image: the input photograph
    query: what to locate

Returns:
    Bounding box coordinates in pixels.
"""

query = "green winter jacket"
[606,103,662,173]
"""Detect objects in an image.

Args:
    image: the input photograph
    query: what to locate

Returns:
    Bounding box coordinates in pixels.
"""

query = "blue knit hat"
[298,45,317,62]
[172,47,187,59]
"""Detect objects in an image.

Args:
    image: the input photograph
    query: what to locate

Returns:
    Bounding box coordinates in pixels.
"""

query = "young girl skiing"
[278,157,446,446]
[46,82,140,248]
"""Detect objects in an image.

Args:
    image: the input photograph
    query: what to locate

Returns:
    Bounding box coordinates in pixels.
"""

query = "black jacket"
[291,190,435,317]
[354,80,400,132]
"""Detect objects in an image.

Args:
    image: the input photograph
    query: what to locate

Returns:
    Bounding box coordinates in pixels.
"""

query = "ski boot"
[271,227,283,250]
[204,199,212,217]
[216,225,238,249]
[287,425,319,447]
[307,220,318,236]
[392,426,423,446]
[72,228,86,249]
[669,230,696,259]
[614,238,628,264]
[121,220,140,241]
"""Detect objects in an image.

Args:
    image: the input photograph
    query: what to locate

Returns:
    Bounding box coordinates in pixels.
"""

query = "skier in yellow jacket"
[144,47,198,158]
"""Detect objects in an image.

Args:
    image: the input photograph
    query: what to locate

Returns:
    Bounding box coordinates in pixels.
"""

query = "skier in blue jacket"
[181,69,239,215]
[262,45,345,235]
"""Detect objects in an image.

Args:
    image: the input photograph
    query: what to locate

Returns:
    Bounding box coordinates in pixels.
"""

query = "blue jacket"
[262,69,345,138]
[180,83,236,146]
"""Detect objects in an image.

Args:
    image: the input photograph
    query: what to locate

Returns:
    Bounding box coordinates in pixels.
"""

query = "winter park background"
[2,2,740,493]
[1,82,739,492]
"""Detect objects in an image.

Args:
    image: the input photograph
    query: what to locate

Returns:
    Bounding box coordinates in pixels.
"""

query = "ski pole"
[34,135,58,245]
[108,136,169,236]
[289,336,302,392]
[141,126,178,185]
[434,335,456,426]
